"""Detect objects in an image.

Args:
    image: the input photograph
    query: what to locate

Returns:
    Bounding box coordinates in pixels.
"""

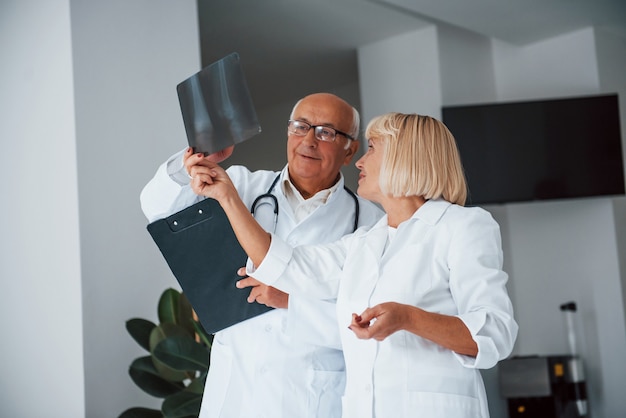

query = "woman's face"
[355,137,383,202]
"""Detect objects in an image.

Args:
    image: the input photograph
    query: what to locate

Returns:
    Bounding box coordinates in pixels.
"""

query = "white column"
[1,0,201,416]
[70,0,201,414]
[0,0,84,416]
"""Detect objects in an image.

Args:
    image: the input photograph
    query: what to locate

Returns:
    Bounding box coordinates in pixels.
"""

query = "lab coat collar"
[368,198,452,230]
[362,216,391,262]
[362,199,452,259]
[410,198,452,226]
[279,164,346,204]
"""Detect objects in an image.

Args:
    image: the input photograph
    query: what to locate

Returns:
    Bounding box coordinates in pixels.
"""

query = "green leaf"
[177,293,195,336]
[128,356,184,398]
[150,323,192,349]
[149,324,193,382]
[118,407,163,418]
[126,318,157,352]
[158,288,180,324]
[153,336,210,372]
[162,390,202,418]
[185,372,207,394]
[191,320,213,350]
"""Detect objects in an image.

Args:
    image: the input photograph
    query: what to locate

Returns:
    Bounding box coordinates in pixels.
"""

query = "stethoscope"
[251,174,360,233]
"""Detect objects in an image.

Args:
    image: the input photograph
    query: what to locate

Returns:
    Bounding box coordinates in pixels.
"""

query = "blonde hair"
[365,113,467,206]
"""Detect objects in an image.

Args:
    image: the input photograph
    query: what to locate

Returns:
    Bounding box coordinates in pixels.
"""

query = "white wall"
[490,27,626,418]
[492,27,601,101]
[358,25,626,418]
[0,0,85,416]
[496,198,626,418]
[438,22,497,106]
[2,0,200,417]
[69,1,201,415]
[613,198,626,331]
[358,26,442,126]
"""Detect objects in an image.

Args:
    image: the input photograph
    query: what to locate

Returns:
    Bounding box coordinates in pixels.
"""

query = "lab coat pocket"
[308,369,345,418]
[406,351,483,417]
[404,391,481,417]
[407,347,477,396]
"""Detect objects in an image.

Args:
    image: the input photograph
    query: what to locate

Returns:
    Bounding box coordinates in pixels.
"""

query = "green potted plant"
[119,288,213,418]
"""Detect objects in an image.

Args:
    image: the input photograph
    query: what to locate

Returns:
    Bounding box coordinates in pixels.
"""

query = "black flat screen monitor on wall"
[442,94,624,205]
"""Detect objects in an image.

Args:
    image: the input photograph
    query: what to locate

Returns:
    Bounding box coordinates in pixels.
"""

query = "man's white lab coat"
[140,150,384,418]
[250,199,519,418]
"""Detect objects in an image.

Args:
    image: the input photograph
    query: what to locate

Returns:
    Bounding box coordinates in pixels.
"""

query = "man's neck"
[286,171,341,200]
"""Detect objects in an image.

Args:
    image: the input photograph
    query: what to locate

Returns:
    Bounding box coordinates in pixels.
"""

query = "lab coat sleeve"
[447,208,518,369]
[247,233,348,300]
[139,148,202,222]
[247,235,349,349]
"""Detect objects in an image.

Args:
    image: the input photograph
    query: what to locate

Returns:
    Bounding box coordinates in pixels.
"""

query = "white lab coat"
[250,199,519,418]
[140,149,384,418]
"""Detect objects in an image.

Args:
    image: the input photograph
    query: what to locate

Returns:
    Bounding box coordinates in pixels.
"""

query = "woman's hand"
[185,148,237,202]
[209,145,235,163]
[349,302,410,341]
[182,146,272,270]
[349,301,478,356]
[183,145,234,166]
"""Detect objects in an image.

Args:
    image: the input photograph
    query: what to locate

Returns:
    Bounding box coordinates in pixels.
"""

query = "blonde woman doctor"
[190,113,518,418]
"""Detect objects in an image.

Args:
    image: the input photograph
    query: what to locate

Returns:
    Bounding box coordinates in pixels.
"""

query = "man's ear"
[343,140,359,165]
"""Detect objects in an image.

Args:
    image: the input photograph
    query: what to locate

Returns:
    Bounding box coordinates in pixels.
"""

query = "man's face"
[287,94,358,196]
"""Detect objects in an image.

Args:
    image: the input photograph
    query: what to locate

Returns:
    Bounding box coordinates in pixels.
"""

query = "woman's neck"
[382,195,427,228]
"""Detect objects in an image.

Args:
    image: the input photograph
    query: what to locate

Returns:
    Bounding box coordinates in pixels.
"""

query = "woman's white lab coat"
[250,198,519,418]
[140,150,384,418]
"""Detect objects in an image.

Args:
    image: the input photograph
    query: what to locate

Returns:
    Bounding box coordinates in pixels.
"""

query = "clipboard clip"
[166,199,219,232]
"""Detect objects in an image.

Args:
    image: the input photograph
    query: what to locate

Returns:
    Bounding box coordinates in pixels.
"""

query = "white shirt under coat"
[140,149,384,418]
[248,198,519,418]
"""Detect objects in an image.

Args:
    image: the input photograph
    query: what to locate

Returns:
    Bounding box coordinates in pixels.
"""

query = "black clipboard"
[147,198,273,334]
[176,52,262,155]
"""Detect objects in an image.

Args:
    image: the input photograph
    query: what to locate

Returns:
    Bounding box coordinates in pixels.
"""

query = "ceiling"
[197,0,626,108]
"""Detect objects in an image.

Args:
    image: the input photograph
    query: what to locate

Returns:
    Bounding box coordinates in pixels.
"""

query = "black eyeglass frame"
[287,119,356,142]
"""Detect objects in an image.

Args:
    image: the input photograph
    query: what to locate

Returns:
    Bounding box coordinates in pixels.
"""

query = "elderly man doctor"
[140,92,383,418]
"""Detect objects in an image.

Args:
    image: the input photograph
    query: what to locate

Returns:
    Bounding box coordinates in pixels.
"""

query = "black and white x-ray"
[177,52,262,155]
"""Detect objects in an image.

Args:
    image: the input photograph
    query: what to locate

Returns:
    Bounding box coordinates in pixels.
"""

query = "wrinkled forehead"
[293,96,352,129]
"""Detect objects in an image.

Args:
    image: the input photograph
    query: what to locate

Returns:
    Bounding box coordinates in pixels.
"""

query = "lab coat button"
[365,383,372,392]
[265,324,272,332]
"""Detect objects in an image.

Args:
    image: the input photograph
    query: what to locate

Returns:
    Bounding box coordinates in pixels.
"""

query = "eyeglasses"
[287,120,355,142]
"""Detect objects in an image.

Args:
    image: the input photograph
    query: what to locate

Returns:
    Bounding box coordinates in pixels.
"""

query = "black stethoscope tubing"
[250,174,360,233]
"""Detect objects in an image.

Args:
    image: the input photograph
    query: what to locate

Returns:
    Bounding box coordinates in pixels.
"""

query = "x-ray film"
[177,52,262,155]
